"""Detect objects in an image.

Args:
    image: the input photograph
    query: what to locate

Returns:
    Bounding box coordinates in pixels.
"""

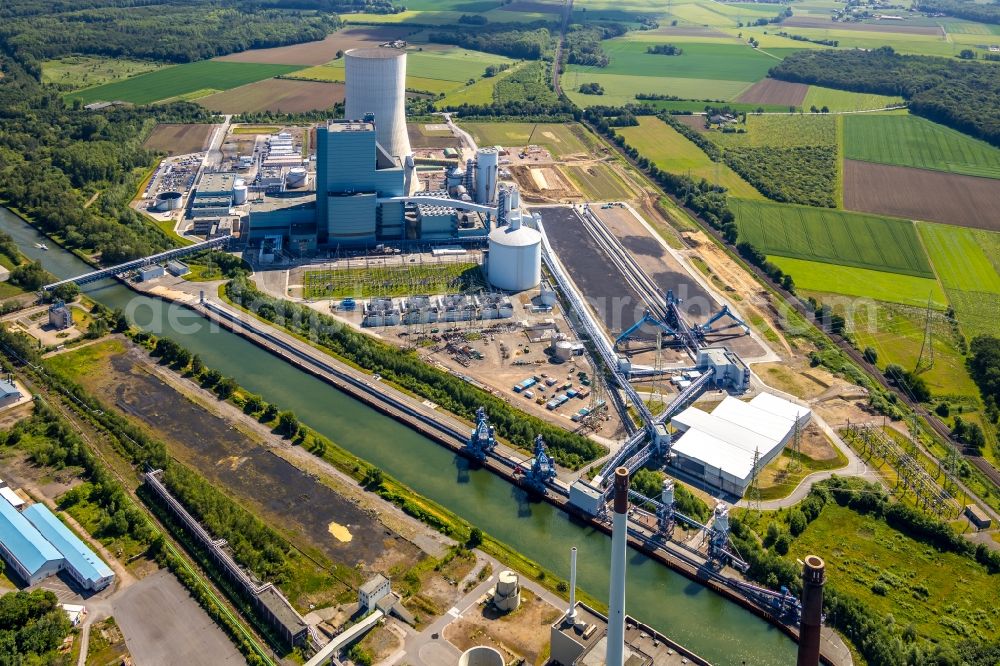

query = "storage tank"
[458,647,505,666]
[285,167,307,188]
[493,571,520,612]
[475,147,499,204]
[553,340,573,363]
[488,216,541,292]
[233,179,248,205]
[345,48,411,159]
[155,191,183,211]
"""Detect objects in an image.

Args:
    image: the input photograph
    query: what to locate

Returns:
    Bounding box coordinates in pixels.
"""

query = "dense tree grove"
[916,0,1000,24]
[428,27,552,60]
[442,62,577,120]
[725,145,837,208]
[968,335,1000,410]
[646,44,683,55]
[0,589,72,662]
[769,48,1000,146]
[225,277,606,468]
[565,24,627,67]
[0,0,341,64]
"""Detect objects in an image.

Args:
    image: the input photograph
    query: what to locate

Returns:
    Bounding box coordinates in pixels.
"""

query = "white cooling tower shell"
[488,222,541,292]
[345,48,411,159]
[233,179,248,205]
[459,647,505,666]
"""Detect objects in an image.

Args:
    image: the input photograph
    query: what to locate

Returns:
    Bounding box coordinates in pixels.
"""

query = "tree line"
[428,27,552,60]
[0,589,71,662]
[916,0,1000,24]
[565,24,627,68]
[769,47,1000,146]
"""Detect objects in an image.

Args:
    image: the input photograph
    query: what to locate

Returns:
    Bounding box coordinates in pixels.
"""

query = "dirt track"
[844,160,1000,231]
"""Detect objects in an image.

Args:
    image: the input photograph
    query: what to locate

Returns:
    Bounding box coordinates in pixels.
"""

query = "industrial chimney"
[344,48,411,159]
[568,547,578,622]
[606,467,630,666]
[797,554,826,666]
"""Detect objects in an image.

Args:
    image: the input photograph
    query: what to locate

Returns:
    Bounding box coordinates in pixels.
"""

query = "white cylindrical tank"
[345,48,411,159]
[285,167,307,188]
[488,218,541,292]
[233,179,248,205]
[155,191,183,211]
[493,571,520,612]
[475,147,499,204]
[509,186,520,210]
[458,646,505,666]
[553,340,573,362]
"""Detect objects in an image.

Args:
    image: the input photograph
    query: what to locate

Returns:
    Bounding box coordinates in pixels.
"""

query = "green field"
[788,503,1000,645]
[66,61,300,104]
[438,62,524,107]
[42,55,166,91]
[303,262,482,299]
[844,301,980,397]
[617,117,763,199]
[919,223,1000,339]
[773,257,946,308]
[733,199,934,277]
[561,164,635,201]
[845,114,1000,179]
[461,122,597,158]
[564,37,785,106]
[707,114,836,148]
[802,86,904,112]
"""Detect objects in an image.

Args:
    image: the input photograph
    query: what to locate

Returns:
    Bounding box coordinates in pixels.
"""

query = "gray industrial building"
[191,173,236,218]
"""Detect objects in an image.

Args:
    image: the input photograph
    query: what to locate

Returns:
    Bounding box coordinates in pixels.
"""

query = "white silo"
[475,147,499,204]
[488,214,541,292]
[345,48,411,159]
[233,179,248,205]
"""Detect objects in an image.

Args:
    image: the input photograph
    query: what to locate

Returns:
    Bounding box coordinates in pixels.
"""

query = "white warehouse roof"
[671,429,760,482]
[750,392,811,423]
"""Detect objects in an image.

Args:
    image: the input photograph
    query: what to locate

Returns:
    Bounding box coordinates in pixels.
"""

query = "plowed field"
[198,79,344,113]
[214,26,415,65]
[736,79,808,107]
[844,160,1000,231]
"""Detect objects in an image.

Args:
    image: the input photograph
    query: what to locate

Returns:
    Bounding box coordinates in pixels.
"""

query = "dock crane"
[466,407,496,462]
[614,309,679,349]
[522,435,557,493]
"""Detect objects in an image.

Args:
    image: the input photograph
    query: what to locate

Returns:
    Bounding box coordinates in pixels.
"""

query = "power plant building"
[669,393,812,496]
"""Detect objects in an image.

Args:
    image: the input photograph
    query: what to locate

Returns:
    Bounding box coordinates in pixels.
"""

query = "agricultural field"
[303,261,482,299]
[844,301,980,398]
[617,117,762,199]
[732,199,935,278]
[563,37,789,107]
[42,56,165,91]
[214,26,417,66]
[918,222,1000,339]
[287,47,513,95]
[65,61,300,105]
[142,123,214,156]
[198,79,344,114]
[461,122,597,158]
[801,86,904,112]
[561,164,635,201]
[844,115,1000,180]
[788,503,1000,645]
[735,79,808,107]
[771,258,945,308]
[407,123,459,150]
[843,161,1000,231]
[705,114,836,148]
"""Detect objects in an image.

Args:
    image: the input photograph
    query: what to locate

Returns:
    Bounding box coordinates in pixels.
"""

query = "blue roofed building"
[22,504,114,592]
[0,499,63,585]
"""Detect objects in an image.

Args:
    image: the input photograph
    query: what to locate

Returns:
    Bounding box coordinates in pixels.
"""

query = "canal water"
[1,207,796,664]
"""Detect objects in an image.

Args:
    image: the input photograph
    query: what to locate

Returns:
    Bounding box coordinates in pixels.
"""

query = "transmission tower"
[747,446,762,518]
[915,293,935,373]
[788,412,803,472]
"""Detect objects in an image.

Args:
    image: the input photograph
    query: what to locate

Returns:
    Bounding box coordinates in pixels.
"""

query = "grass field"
[561,164,635,201]
[564,72,753,107]
[843,300,980,397]
[617,117,762,199]
[438,62,525,107]
[706,114,836,148]
[919,223,1000,339]
[66,61,300,105]
[772,257,946,308]
[802,86,904,112]
[844,115,1000,179]
[732,199,934,277]
[788,503,1000,645]
[303,262,482,299]
[43,56,165,91]
[461,122,597,158]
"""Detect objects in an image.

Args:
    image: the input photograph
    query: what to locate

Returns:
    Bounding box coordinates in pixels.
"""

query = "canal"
[1,207,796,665]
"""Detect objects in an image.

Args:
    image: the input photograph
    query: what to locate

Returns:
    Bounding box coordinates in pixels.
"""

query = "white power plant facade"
[487,214,541,292]
[344,48,411,159]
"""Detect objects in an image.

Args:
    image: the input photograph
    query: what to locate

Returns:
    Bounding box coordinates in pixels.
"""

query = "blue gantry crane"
[614,309,679,349]
[522,434,557,493]
[466,407,496,462]
[695,304,750,338]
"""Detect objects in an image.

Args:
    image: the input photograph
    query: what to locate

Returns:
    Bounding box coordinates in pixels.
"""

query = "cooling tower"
[344,48,411,159]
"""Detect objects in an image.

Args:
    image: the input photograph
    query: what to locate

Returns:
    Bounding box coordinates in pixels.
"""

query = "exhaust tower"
[606,467,630,666]
[797,554,826,666]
